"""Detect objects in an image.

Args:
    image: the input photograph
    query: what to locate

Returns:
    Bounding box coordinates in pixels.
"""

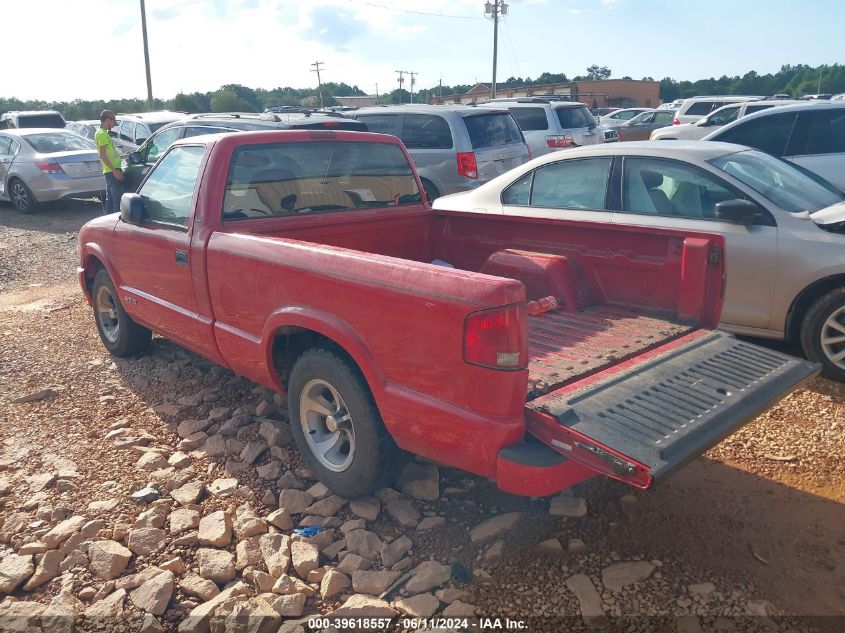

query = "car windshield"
[710,150,844,213]
[23,132,95,153]
[556,107,597,129]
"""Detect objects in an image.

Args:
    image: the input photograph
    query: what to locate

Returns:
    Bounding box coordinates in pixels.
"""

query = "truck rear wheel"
[92,269,152,357]
[287,347,403,497]
[800,287,845,381]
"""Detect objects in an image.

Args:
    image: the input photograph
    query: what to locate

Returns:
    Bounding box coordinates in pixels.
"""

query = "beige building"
[428,79,660,109]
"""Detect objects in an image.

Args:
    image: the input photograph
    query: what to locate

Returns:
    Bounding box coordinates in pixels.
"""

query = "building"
[428,79,660,109]
[335,95,378,108]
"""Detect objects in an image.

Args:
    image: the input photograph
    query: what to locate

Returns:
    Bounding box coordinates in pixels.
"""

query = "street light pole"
[140,0,154,110]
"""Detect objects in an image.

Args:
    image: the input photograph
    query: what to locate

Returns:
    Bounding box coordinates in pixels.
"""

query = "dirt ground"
[1,199,843,632]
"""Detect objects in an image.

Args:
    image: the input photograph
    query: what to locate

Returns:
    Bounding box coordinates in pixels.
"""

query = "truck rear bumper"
[496,436,597,496]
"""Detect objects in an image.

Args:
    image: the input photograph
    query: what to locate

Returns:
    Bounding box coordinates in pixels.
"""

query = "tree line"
[2,64,843,120]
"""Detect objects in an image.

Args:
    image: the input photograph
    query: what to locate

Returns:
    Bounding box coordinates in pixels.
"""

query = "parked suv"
[478,97,602,158]
[1,110,66,130]
[123,111,366,191]
[703,102,845,190]
[113,111,187,150]
[350,104,529,201]
[651,99,803,141]
[672,96,761,125]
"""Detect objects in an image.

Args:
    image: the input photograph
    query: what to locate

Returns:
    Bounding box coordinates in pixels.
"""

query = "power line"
[345,0,479,19]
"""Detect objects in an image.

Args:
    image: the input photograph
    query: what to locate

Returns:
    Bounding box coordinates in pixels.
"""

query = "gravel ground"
[1,200,843,633]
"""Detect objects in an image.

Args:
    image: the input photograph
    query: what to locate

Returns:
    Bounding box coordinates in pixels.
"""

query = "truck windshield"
[222,140,421,221]
[710,150,844,213]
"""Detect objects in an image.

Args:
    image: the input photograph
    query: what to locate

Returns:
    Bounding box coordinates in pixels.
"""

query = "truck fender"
[261,306,387,398]
[79,243,123,303]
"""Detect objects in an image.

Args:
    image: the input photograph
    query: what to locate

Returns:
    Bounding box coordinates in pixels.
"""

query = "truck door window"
[138,145,205,228]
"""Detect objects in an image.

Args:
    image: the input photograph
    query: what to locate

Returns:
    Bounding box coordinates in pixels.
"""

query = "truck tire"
[287,347,404,497]
[9,178,37,214]
[800,287,845,381]
[92,269,152,357]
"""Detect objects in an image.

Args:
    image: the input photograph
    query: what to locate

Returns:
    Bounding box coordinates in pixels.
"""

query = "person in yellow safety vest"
[95,109,125,214]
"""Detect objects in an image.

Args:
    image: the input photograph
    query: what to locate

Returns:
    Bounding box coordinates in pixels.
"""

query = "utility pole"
[395,70,405,103]
[484,0,508,99]
[818,67,823,94]
[408,71,417,103]
[311,61,325,109]
[139,0,153,110]
[375,83,379,103]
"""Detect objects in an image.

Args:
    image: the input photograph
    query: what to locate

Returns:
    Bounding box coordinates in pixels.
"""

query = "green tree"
[586,65,611,80]
[210,89,251,112]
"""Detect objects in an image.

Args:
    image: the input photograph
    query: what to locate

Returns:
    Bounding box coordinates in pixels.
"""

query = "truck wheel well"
[787,274,845,342]
[83,256,106,294]
[271,327,363,390]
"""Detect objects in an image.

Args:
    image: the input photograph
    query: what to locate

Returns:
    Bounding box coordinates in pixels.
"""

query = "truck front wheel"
[92,269,152,357]
[288,348,403,497]
[801,287,845,381]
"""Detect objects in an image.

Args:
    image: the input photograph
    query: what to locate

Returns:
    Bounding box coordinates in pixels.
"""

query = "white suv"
[672,96,762,125]
[652,99,803,141]
[479,97,602,157]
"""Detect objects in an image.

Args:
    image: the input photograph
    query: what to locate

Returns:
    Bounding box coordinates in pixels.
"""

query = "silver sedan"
[0,128,105,213]
[433,141,845,380]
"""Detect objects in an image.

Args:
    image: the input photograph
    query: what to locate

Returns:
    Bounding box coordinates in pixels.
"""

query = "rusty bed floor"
[527,305,694,398]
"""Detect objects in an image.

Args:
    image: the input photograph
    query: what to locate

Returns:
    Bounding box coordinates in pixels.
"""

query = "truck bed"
[527,306,693,398]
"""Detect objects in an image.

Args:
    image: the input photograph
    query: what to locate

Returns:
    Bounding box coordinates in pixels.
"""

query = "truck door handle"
[175,250,189,266]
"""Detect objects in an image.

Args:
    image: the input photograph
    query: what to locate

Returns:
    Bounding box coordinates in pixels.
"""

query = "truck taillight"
[546,134,574,148]
[463,305,527,370]
[36,162,64,174]
[456,152,478,179]
[673,117,680,125]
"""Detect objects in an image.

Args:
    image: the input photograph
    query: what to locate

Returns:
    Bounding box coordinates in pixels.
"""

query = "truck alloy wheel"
[299,378,356,472]
[287,348,404,497]
[91,270,151,357]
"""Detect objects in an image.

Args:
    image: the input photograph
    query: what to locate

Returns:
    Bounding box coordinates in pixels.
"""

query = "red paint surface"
[78,130,728,495]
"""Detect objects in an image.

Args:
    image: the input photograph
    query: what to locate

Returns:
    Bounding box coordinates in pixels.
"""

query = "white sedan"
[433,141,845,380]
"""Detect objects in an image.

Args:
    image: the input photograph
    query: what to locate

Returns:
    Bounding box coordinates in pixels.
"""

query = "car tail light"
[321,121,340,127]
[456,152,478,179]
[464,304,527,370]
[36,162,65,174]
[546,134,574,148]
[525,143,532,160]
[673,117,680,125]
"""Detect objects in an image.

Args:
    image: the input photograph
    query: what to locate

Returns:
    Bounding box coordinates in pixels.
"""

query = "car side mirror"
[715,199,760,225]
[127,151,144,165]
[120,193,145,224]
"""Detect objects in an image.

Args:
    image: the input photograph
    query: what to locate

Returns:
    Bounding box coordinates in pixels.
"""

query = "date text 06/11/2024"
[306,617,528,630]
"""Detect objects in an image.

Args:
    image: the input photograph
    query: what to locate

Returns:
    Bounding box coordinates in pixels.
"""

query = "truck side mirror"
[120,193,146,225]
[715,199,760,225]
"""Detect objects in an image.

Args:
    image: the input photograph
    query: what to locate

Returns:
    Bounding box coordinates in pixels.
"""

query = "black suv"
[124,112,367,191]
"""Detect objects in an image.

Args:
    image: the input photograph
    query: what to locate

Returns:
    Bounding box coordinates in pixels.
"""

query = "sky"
[5,0,844,102]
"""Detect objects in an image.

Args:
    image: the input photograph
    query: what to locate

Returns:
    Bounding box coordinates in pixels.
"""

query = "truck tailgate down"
[526,331,819,487]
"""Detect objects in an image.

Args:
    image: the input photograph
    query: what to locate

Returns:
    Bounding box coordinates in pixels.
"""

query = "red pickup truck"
[77,129,817,498]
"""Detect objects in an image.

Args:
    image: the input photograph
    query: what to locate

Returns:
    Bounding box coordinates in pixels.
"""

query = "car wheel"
[92,269,151,357]
[800,288,845,381]
[9,178,37,213]
[421,180,440,205]
[287,347,404,497]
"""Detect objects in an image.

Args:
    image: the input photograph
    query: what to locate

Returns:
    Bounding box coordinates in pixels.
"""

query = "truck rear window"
[222,140,422,221]
[464,113,523,149]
